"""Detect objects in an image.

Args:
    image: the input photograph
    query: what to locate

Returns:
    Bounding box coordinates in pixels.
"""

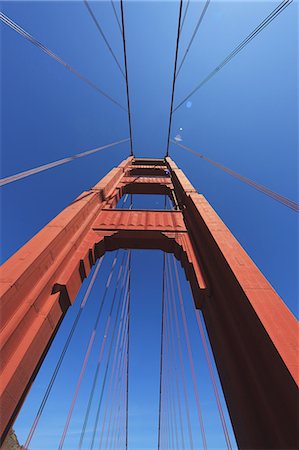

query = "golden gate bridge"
[0,1,297,449]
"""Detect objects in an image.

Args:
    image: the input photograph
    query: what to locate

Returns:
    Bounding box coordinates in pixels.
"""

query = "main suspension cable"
[172,140,299,212]
[120,0,134,156]
[23,257,104,449]
[0,138,129,187]
[176,0,210,79]
[173,0,293,112]
[0,13,127,111]
[84,0,125,78]
[165,0,183,157]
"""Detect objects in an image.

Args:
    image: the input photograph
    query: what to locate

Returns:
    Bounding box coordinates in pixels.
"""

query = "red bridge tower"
[0,157,297,448]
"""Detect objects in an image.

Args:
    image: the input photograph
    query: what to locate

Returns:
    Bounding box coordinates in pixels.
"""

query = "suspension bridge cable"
[59,322,96,449]
[169,379,179,450]
[165,276,183,450]
[172,255,207,450]
[113,361,127,450]
[110,355,127,450]
[173,0,293,112]
[57,251,121,450]
[125,247,132,450]
[106,362,124,450]
[120,0,134,156]
[158,195,169,449]
[0,138,129,187]
[84,0,125,78]
[157,251,167,450]
[113,264,130,450]
[98,286,129,449]
[165,275,185,450]
[166,0,183,157]
[89,254,130,450]
[161,308,169,450]
[179,0,191,35]
[108,205,133,450]
[171,140,299,212]
[176,0,210,78]
[107,288,130,450]
[164,292,178,450]
[77,251,129,449]
[105,335,128,450]
[23,258,103,449]
[98,302,127,449]
[0,13,127,111]
[111,0,123,35]
[166,254,194,450]
[165,252,179,450]
[99,201,132,449]
[195,310,232,449]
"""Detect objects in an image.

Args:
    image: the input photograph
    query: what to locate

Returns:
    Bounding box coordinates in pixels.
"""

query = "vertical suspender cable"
[165,271,185,450]
[58,252,121,450]
[23,257,104,449]
[109,301,129,450]
[165,281,180,450]
[97,284,129,449]
[195,310,233,449]
[179,0,190,34]
[90,254,130,450]
[165,270,174,450]
[157,250,166,450]
[102,289,129,449]
[172,255,207,450]
[84,0,126,78]
[165,0,183,157]
[176,0,210,79]
[120,0,134,156]
[99,254,130,448]
[77,252,129,449]
[164,291,177,450]
[157,195,168,450]
[125,194,133,449]
[111,0,123,35]
[166,254,194,450]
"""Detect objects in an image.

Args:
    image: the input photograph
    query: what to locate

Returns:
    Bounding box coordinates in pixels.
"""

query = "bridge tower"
[0,156,297,448]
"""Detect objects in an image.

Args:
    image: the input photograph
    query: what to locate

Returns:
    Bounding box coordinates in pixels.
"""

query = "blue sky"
[1,1,298,449]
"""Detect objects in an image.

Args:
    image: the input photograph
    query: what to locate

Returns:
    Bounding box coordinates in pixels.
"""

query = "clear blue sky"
[1,1,298,449]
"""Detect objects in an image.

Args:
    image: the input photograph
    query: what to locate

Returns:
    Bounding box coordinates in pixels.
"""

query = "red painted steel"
[0,156,298,449]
